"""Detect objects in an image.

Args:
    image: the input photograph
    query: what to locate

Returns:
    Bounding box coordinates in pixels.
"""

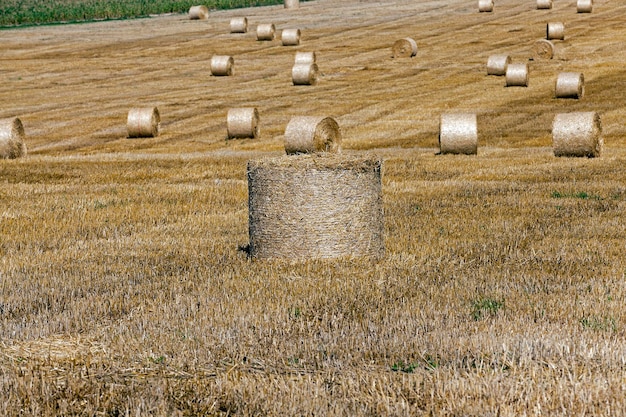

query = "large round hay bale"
[438,113,478,155]
[555,72,584,99]
[295,51,316,65]
[284,116,341,154]
[230,17,248,33]
[257,23,276,41]
[188,5,209,20]
[247,154,384,260]
[505,63,529,87]
[553,112,602,157]
[532,39,555,60]
[292,63,318,86]
[0,117,27,159]
[127,107,160,138]
[227,108,259,139]
[211,55,234,76]
[547,22,565,40]
[282,29,301,46]
[391,38,417,58]
[577,0,592,13]
[478,0,493,12]
[537,0,552,9]
[487,54,511,76]
[284,0,299,9]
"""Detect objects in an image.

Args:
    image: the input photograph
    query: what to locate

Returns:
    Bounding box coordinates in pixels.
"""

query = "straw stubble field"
[1,0,626,415]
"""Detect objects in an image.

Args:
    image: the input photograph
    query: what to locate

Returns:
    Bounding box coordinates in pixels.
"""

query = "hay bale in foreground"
[284,0,299,9]
[553,112,602,157]
[547,22,565,40]
[555,72,584,99]
[532,39,555,60]
[0,117,27,159]
[438,113,478,155]
[230,17,248,33]
[188,5,209,20]
[478,0,493,12]
[392,38,417,58]
[247,154,384,260]
[257,24,276,41]
[537,0,552,9]
[282,29,301,46]
[127,107,160,138]
[295,51,316,64]
[577,0,592,13]
[284,116,341,154]
[227,108,259,139]
[506,63,529,86]
[292,63,318,85]
[487,54,511,76]
[211,55,234,76]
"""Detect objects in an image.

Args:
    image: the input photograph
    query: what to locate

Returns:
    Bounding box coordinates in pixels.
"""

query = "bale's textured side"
[188,5,209,20]
[284,116,341,154]
[391,38,418,58]
[292,63,318,86]
[555,72,584,99]
[553,112,602,157]
[438,113,478,155]
[0,117,27,159]
[547,22,565,40]
[127,107,160,138]
[257,24,276,41]
[227,108,259,139]
[230,17,248,33]
[478,0,493,12]
[537,0,552,9]
[295,51,316,65]
[505,63,529,86]
[284,0,299,9]
[577,0,592,13]
[248,154,384,260]
[282,29,301,46]
[211,55,234,76]
[487,54,511,76]
[533,39,555,60]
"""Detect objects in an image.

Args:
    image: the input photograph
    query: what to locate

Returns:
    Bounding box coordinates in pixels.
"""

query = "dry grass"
[2,0,626,415]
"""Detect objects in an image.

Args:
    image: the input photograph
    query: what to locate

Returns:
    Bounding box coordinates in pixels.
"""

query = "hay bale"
[505,63,529,87]
[257,23,276,41]
[0,117,27,159]
[282,29,301,46]
[188,5,209,20]
[284,0,299,9]
[292,63,318,86]
[391,38,417,58]
[555,72,584,99]
[547,22,565,40]
[295,51,316,65]
[577,0,592,13]
[487,54,511,76]
[211,55,234,76]
[537,0,552,9]
[127,107,160,138]
[532,39,555,60]
[553,112,602,157]
[478,0,493,12]
[284,116,341,154]
[230,17,248,33]
[438,113,478,155]
[227,108,259,139]
[247,154,384,260]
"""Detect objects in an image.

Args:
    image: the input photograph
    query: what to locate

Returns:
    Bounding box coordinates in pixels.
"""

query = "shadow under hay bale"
[506,63,529,86]
[553,112,602,157]
[537,0,552,9]
[295,51,316,65]
[230,17,248,33]
[211,55,234,76]
[127,107,160,138]
[0,117,27,159]
[284,116,341,154]
[478,0,493,12]
[487,54,510,76]
[292,63,318,85]
[555,72,584,99]
[257,24,276,41]
[282,29,301,46]
[577,0,592,13]
[227,108,259,139]
[392,38,417,58]
[438,113,478,155]
[532,39,555,60]
[547,22,565,40]
[247,154,384,261]
[188,5,209,20]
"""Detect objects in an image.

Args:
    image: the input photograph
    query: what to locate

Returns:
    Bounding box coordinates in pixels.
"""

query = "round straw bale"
[552,112,602,157]
[555,72,584,99]
[247,154,384,260]
[284,0,299,9]
[505,63,529,87]
[0,117,27,159]
[211,55,234,76]
[292,63,318,86]
[577,0,592,13]
[127,107,160,138]
[295,51,316,65]
[230,17,248,33]
[478,0,493,12]
[536,0,552,9]
[284,116,341,154]
[188,5,209,20]
[532,39,555,60]
[257,23,276,41]
[282,29,301,46]
[227,108,259,139]
[487,54,511,76]
[391,38,417,58]
[547,22,565,40]
[438,113,478,155]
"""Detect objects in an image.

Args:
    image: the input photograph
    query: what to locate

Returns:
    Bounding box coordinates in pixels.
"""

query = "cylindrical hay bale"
[292,63,318,86]
[391,38,418,58]
[547,22,565,40]
[552,112,602,157]
[230,17,248,33]
[478,0,493,12]
[555,72,584,99]
[227,108,259,139]
[211,55,234,76]
[438,113,478,155]
[0,118,27,159]
[537,0,552,9]
[188,5,209,20]
[282,29,301,46]
[284,116,341,154]
[248,155,384,260]
[127,107,160,138]
[533,39,555,60]
[577,0,592,13]
[295,51,316,65]
[256,23,276,41]
[284,0,299,9]
[487,54,511,76]
[505,63,529,87]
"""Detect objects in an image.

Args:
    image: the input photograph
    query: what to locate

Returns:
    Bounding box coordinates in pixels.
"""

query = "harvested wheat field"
[1,0,626,415]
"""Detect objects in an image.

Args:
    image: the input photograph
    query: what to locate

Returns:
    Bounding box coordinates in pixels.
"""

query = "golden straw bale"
[438,113,478,155]
[230,17,248,33]
[211,55,234,76]
[188,5,209,20]
[505,63,529,87]
[391,38,417,58]
[292,63,318,86]
[553,112,602,157]
[555,72,584,99]
[284,0,299,9]
[247,154,384,261]
[227,108,259,139]
[282,29,301,46]
[478,0,493,12]
[0,117,27,159]
[487,54,511,76]
[577,0,592,13]
[532,39,555,60]
[127,107,160,138]
[295,51,316,65]
[257,24,276,41]
[537,0,552,9]
[547,22,565,40]
[284,116,341,154]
